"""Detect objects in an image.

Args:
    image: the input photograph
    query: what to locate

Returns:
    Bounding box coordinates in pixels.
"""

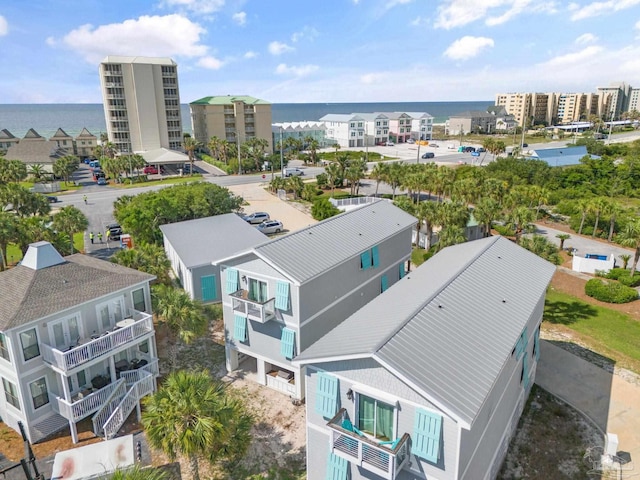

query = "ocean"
[0,101,493,139]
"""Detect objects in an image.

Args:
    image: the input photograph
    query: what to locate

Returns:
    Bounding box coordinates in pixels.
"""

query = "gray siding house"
[160,214,267,303]
[218,201,417,400]
[294,236,555,480]
[0,242,158,444]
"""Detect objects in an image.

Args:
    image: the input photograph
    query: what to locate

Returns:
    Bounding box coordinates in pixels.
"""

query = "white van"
[284,168,304,177]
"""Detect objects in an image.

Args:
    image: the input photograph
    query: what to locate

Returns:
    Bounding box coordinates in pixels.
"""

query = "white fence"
[572,253,616,274]
[329,196,389,212]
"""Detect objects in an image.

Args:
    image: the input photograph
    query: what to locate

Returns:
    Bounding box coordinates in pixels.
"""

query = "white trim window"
[356,392,396,441]
[29,378,49,410]
[0,332,10,362]
[96,297,125,330]
[2,377,21,410]
[248,278,268,303]
[20,329,40,361]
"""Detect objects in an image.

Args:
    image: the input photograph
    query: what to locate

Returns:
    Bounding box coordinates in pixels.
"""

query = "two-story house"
[218,201,417,400]
[294,236,555,480]
[0,242,158,444]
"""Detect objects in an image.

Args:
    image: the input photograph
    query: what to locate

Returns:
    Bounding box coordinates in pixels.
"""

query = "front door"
[49,316,82,351]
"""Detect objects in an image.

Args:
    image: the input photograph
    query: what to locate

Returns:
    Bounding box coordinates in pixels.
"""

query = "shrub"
[585,278,638,303]
[605,268,640,287]
[201,154,235,174]
[311,198,340,221]
[315,173,328,189]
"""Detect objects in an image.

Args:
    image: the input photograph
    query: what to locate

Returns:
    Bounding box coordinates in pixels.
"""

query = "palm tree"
[111,243,171,285]
[556,233,571,250]
[369,162,389,197]
[437,225,466,250]
[306,137,319,165]
[617,219,640,276]
[619,254,632,270]
[207,136,221,160]
[183,136,202,176]
[0,212,19,271]
[325,162,341,198]
[473,197,500,237]
[416,200,439,250]
[244,137,269,172]
[28,164,47,183]
[109,465,167,480]
[53,155,79,185]
[385,162,405,200]
[332,143,341,159]
[151,284,207,345]
[51,206,88,254]
[142,370,252,480]
[606,201,624,242]
[345,159,366,196]
[576,198,591,235]
[590,197,607,238]
[508,206,535,244]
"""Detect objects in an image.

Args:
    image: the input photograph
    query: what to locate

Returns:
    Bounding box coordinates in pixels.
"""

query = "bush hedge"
[606,268,640,287]
[585,278,638,303]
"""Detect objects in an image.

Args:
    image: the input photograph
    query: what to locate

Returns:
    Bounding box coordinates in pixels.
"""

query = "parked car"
[430,143,439,148]
[89,160,100,169]
[385,141,395,146]
[417,140,429,146]
[421,152,435,159]
[522,143,528,148]
[143,165,164,174]
[182,163,192,173]
[464,146,476,153]
[106,223,123,240]
[477,147,486,153]
[284,168,304,177]
[406,139,415,144]
[44,195,59,203]
[256,220,284,235]
[97,177,107,185]
[243,212,270,224]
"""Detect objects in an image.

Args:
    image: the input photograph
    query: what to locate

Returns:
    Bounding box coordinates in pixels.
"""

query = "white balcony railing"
[53,380,123,423]
[103,371,155,440]
[41,310,153,373]
[327,409,410,480]
[230,290,276,323]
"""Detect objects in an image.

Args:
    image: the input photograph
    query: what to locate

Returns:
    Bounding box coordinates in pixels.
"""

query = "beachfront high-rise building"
[597,82,632,120]
[99,56,183,154]
[190,95,273,153]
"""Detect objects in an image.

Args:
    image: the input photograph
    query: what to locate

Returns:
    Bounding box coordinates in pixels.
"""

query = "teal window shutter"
[399,262,406,279]
[326,451,348,480]
[275,281,290,311]
[201,275,217,302]
[281,327,295,359]
[315,372,339,418]
[381,274,388,293]
[412,408,442,463]
[225,268,239,294]
[360,250,371,270]
[534,328,540,361]
[233,314,247,342]
[523,353,530,389]
[515,326,528,359]
[371,245,380,267]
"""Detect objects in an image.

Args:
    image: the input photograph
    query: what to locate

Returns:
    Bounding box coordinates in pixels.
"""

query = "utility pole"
[280,127,284,177]
[237,131,241,175]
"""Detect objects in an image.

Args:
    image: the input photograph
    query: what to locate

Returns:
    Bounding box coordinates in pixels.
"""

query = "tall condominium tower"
[99,56,183,153]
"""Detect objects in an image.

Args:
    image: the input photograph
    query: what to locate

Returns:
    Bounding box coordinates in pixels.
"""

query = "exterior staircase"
[92,359,158,439]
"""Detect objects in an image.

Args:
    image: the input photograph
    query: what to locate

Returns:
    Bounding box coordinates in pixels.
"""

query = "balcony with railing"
[230,290,276,323]
[224,108,235,114]
[41,310,154,373]
[327,409,410,480]
[52,378,122,423]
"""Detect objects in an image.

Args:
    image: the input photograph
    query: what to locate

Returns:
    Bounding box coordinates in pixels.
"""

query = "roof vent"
[438,304,443,309]
[502,299,506,303]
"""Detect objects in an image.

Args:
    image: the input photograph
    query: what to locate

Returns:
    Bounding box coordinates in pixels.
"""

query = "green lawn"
[115,175,203,188]
[6,232,85,265]
[544,289,640,372]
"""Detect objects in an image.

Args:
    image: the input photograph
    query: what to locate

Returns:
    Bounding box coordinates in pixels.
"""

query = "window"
[522,353,530,389]
[360,250,371,270]
[201,275,217,302]
[315,372,338,418]
[20,329,40,361]
[326,451,348,480]
[280,327,295,360]
[412,408,442,463]
[0,333,10,362]
[358,394,394,440]
[350,123,355,128]
[132,288,146,312]
[381,275,388,293]
[29,378,49,409]
[225,268,239,294]
[275,281,290,311]
[399,262,406,279]
[350,132,356,137]
[233,314,247,342]
[2,377,20,410]
[534,326,540,361]
[371,246,379,267]
[139,340,149,354]
[248,278,268,303]
[515,327,528,359]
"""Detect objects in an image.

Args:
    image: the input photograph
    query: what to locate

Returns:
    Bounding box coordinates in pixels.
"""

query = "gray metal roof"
[253,201,416,284]
[0,250,154,331]
[160,213,267,268]
[295,236,556,427]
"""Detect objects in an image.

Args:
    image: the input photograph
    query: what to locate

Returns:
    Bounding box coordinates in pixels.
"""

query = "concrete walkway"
[537,340,640,460]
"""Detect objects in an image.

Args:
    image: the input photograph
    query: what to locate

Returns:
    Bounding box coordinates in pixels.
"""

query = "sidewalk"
[536,340,640,459]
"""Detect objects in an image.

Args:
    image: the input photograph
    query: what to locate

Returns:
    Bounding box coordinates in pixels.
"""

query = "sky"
[1,0,640,104]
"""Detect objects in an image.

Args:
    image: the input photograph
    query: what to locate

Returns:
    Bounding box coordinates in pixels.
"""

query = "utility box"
[120,234,133,250]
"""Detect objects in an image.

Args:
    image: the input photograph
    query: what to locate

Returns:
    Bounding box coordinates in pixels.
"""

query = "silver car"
[256,220,283,235]
[243,212,270,224]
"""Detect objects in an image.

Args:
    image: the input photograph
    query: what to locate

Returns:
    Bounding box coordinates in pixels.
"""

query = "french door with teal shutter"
[357,394,394,441]
[248,278,268,303]
[201,275,217,302]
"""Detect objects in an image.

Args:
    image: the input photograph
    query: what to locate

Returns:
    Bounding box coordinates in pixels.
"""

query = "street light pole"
[237,131,241,176]
[280,127,284,177]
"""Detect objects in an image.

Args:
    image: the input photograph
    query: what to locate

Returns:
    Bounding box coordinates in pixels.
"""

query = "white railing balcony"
[103,371,155,440]
[52,379,122,423]
[224,108,235,114]
[327,409,410,480]
[230,290,276,323]
[107,94,125,99]
[41,310,154,373]
[120,358,159,386]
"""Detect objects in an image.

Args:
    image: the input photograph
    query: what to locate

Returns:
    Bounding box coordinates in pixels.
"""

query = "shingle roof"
[450,110,496,118]
[252,201,416,284]
[76,128,97,139]
[0,252,154,331]
[190,95,270,105]
[23,128,44,140]
[295,236,556,427]
[4,141,67,165]
[0,129,17,140]
[160,214,267,268]
[50,128,72,139]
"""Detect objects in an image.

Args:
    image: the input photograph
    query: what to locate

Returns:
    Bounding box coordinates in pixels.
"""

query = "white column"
[61,373,71,402]
[109,357,116,383]
[225,346,239,372]
[69,420,78,444]
[257,358,266,386]
[296,366,305,401]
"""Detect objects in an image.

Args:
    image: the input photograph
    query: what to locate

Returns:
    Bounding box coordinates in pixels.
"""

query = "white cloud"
[435,0,556,29]
[571,0,640,21]
[575,33,598,44]
[197,55,224,69]
[291,26,319,43]
[443,36,494,60]
[360,73,384,84]
[541,45,604,67]
[232,12,246,26]
[410,16,428,26]
[0,15,8,36]
[244,50,257,59]
[275,63,319,77]
[268,41,294,55]
[52,15,208,64]
[159,0,225,14]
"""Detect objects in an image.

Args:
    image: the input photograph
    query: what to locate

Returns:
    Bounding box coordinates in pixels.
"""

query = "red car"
[143,165,164,174]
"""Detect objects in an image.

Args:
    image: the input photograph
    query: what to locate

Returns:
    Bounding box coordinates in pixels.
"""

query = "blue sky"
[1,0,639,103]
